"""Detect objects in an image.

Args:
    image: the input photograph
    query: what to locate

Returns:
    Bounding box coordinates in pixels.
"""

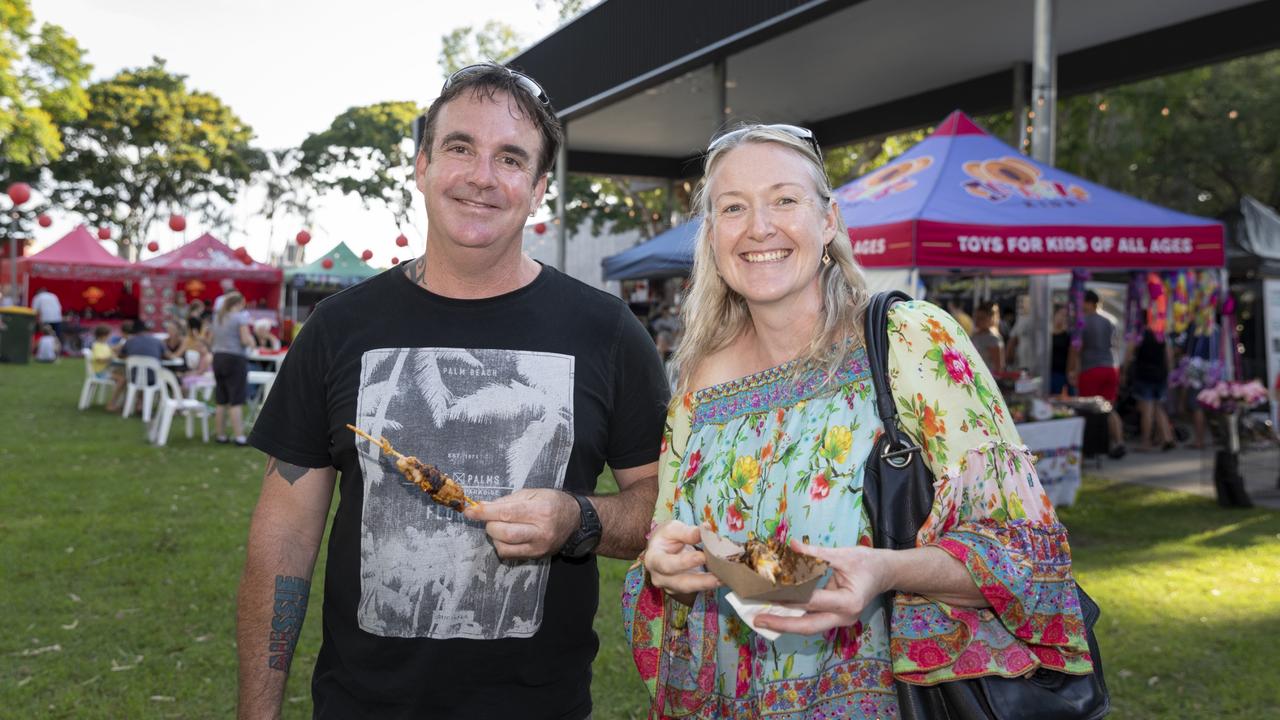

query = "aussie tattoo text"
[267,575,309,672]
[266,457,308,485]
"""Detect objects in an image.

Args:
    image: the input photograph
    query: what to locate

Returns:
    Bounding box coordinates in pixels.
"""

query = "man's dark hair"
[1084,290,1100,304]
[418,64,563,179]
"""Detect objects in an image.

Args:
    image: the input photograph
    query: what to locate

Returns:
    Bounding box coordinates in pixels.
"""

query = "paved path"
[1083,445,1280,510]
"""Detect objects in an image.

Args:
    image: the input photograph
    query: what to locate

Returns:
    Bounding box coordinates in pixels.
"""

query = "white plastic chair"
[121,356,163,422]
[245,370,277,423]
[149,369,210,446]
[78,349,116,410]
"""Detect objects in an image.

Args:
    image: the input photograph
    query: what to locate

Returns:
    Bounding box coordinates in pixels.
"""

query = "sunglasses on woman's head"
[442,63,550,106]
[707,124,822,160]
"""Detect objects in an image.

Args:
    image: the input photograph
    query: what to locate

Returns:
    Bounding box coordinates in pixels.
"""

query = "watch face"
[567,533,600,558]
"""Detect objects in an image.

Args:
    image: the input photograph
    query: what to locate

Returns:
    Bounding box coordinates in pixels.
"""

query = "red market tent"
[838,111,1225,271]
[2,225,139,315]
[140,232,283,308]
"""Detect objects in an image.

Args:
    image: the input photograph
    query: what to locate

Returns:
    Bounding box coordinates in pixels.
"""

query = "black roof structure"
[508,0,1280,178]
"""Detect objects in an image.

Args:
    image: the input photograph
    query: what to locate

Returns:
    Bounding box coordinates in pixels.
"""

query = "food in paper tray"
[741,534,809,585]
[346,424,477,511]
[699,527,828,603]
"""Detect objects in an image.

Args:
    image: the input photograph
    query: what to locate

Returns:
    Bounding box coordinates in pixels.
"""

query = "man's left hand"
[463,489,580,559]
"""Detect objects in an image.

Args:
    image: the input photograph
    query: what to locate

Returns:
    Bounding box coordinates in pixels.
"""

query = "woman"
[969,302,1004,375]
[1050,306,1073,395]
[162,319,186,361]
[252,318,281,351]
[623,125,1092,719]
[210,291,254,446]
[1128,326,1175,451]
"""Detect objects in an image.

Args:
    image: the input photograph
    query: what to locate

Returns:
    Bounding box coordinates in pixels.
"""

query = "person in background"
[0,284,15,307]
[89,325,114,378]
[1050,306,1074,395]
[969,302,1004,375]
[61,311,83,355]
[187,299,206,335]
[1127,326,1175,451]
[31,287,62,339]
[211,279,237,314]
[1069,289,1126,458]
[34,324,60,362]
[251,318,281,351]
[162,319,187,363]
[1004,295,1034,373]
[210,290,253,446]
[105,319,170,413]
[946,299,974,334]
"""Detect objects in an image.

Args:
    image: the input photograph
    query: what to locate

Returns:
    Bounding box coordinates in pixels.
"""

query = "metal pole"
[7,211,17,301]
[555,125,568,272]
[1012,62,1029,152]
[1029,0,1056,392]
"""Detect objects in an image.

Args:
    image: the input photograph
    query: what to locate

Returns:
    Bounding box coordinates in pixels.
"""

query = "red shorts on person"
[1078,366,1119,402]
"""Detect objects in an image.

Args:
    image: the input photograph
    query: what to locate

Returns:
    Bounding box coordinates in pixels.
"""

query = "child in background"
[34,324,60,362]
[90,325,114,377]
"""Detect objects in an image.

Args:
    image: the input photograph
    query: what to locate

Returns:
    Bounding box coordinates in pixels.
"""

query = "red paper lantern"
[6,182,31,206]
[169,215,186,232]
[146,241,159,252]
[395,234,408,247]
[361,249,373,261]
[97,226,111,240]
[295,230,311,246]
[37,214,52,228]
[390,256,399,265]
[533,222,547,235]
[233,246,247,257]
[321,258,334,269]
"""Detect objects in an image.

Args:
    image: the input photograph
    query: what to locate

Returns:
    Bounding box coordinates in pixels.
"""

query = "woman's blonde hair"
[674,124,869,395]
[215,291,245,325]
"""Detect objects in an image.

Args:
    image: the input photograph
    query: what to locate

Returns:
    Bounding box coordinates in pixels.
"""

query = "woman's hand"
[643,520,720,601]
[754,539,894,636]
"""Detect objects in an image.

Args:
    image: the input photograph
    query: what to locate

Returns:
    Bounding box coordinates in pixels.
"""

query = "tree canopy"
[47,58,259,258]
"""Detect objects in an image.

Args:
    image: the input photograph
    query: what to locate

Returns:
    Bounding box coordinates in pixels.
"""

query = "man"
[237,64,669,720]
[30,287,62,339]
[105,319,170,412]
[1069,289,1126,458]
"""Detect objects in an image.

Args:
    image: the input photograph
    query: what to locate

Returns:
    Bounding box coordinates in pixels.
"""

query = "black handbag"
[862,290,1110,720]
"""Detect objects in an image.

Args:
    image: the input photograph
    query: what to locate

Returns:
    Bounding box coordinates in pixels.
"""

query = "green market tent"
[284,243,379,323]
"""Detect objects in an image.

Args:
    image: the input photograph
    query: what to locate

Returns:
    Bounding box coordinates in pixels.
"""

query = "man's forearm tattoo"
[266,457,308,485]
[267,575,310,672]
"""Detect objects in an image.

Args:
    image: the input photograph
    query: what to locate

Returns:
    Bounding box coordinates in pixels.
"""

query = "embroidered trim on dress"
[691,347,870,429]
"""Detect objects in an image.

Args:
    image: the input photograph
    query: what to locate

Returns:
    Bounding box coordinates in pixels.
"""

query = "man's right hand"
[643,520,720,597]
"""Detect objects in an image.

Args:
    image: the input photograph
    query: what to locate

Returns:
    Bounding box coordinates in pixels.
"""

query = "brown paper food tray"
[699,527,828,603]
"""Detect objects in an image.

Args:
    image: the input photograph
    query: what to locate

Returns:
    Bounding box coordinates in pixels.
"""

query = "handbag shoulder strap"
[865,290,918,456]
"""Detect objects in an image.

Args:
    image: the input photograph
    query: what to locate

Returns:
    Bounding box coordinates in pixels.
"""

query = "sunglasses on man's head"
[707,124,822,160]
[443,63,550,106]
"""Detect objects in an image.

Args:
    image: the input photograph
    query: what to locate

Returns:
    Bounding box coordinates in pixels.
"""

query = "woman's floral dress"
[622,300,1094,719]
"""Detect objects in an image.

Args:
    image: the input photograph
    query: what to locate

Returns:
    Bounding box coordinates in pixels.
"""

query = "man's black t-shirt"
[249,264,669,719]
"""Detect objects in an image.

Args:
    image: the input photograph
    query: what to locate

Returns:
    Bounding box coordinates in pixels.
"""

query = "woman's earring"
[822,244,832,266]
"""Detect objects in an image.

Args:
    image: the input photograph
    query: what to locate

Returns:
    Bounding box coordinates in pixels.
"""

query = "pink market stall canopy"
[838,111,1225,271]
[0,225,140,315]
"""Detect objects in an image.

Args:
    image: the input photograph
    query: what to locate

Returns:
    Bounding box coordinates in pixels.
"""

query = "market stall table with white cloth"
[1015,416,1085,507]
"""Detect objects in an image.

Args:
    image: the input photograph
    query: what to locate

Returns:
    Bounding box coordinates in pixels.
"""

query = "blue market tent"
[601,219,698,281]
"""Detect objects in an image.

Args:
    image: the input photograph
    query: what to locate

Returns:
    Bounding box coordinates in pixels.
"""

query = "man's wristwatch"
[560,492,602,558]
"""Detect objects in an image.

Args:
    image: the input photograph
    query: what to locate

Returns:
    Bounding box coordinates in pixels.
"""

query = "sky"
[26,0,564,263]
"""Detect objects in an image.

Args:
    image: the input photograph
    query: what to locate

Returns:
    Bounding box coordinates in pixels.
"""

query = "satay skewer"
[346,424,478,511]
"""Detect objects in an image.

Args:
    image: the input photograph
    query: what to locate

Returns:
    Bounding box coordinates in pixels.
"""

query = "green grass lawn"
[3,360,1278,719]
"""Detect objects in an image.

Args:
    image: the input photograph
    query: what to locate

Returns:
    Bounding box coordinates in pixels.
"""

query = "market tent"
[838,111,1226,270]
[141,233,283,308]
[285,242,379,289]
[9,225,139,314]
[601,220,698,281]
[284,243,379,323]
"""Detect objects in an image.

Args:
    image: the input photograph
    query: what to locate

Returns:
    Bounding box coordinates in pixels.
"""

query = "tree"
[296,101,422,230]
[438,21,522,76]
[0,0,91,170]
[47,58,259,259]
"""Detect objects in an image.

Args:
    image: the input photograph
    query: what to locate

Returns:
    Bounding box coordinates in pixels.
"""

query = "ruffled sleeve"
[883,300,1094,683]
[621,393,720,717]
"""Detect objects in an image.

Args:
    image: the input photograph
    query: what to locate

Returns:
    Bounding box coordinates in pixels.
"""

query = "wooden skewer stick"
[345,424,479,508]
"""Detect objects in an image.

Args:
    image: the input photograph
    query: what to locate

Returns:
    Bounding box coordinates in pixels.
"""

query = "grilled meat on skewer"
[346,424,477,511]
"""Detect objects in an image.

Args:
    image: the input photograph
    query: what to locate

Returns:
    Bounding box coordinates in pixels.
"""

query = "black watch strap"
[560,492,602,558]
